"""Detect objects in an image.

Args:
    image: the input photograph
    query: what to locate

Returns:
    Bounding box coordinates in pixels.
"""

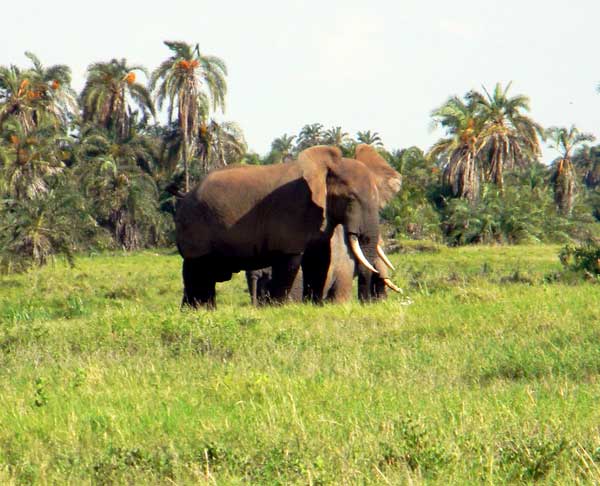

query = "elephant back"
[175,161,328,259]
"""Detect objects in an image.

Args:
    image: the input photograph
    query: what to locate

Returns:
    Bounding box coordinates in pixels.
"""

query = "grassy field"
[1,244,600,484]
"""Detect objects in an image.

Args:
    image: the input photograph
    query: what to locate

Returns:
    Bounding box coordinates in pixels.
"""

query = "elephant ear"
[355,144,402,207]
[298,145,343,212]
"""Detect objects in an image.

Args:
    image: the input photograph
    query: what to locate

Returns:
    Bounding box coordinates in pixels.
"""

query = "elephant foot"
[357,274,387,303]
[181,290,216,310]
[370,275,387,301]
[182,257,217,310]
[302,238,332,304]
[326,282,353,303]
[269,254,303,304]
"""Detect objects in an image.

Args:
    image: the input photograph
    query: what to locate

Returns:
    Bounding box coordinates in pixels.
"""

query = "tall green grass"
[1,245,599,484]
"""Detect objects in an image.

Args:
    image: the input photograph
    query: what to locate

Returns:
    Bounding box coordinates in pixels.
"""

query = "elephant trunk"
[357,248,379,302]
[349,235,378,274]
[354,232,380,303]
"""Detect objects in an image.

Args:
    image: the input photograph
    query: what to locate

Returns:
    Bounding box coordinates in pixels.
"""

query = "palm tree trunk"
[496,156,504,194]
[180,99,190,192]
[182,137,189,192]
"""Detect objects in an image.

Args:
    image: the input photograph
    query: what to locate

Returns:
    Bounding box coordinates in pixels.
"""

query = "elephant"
[245,144,402,305]
[303,144,402,302]
[245,267,273,306]
[245,267,303,306]
[175,145,385,309]
[323,144,402,301]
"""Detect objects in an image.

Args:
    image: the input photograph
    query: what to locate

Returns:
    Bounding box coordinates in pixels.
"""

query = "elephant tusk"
[349,235,378,274]
[377,244,395,271]
[383,278,402,293]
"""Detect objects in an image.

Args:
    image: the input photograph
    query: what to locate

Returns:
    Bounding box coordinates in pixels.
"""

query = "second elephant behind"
[246,224,397,305]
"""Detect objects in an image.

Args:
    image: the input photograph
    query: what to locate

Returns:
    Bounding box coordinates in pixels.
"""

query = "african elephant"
[245,144,402,305]
[245,267,272,306]
[303,144,402,302]
[175,145,384,308]
[321,144,402,301]
[245,267,303,306]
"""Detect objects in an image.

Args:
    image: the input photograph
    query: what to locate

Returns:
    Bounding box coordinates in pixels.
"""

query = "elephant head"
[298,145,383,301]
[352,144,402,296]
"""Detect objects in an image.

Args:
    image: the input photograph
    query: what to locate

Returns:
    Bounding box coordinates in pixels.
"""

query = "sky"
[3,0,599,162]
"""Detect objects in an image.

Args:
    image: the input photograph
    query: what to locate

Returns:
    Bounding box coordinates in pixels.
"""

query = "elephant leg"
[369,275,387,301]
[269,255,302,303]
[287,266,303,302]
[357,272,373,303]
[326,242,355,303]
[326,271,353,303]
[245,271,259,306]
[257,273,274,305]
[182,257,217,309]
[302,239,331,303]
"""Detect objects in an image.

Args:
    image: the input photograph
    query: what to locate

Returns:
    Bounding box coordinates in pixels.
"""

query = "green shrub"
[559,240,600,277]
[497,434,571,482]
[0,180,105,273]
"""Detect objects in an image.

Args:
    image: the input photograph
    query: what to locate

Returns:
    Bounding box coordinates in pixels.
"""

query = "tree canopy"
[1,48,599,272]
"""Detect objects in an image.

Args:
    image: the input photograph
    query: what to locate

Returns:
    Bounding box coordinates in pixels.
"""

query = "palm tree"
[155,121,184,180]
[429,96,481,201]
[75,123,158,175]
[546,125,595,216]
[24,52,78,128]
[388,146,432,173]
[151,41,228,190]
[0,117,69,199]
[75,127,162,249]
[515,162,547,196]
[198,120,247,170]
[296,123,324,151]
[0,182,97,272]
[323,126,349,147]
[0,53,77,133]
[468,82,543,191]
[156,118,244,180]
[356,130,383,147]
[271,134,295,153]
[573,144,600,189]
[0,64,39,132]
[267,134,296,163]
[80,58,155,141]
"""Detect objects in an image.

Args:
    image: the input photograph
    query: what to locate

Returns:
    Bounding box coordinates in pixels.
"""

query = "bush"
[381,146,444,241]
[0,179,106,273]
[559,240,600,278]
[440,181,598,246]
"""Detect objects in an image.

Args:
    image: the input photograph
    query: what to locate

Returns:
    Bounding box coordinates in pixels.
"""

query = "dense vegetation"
[1,245,600,484]
[0,44,243,272]
[1,45,600,272]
